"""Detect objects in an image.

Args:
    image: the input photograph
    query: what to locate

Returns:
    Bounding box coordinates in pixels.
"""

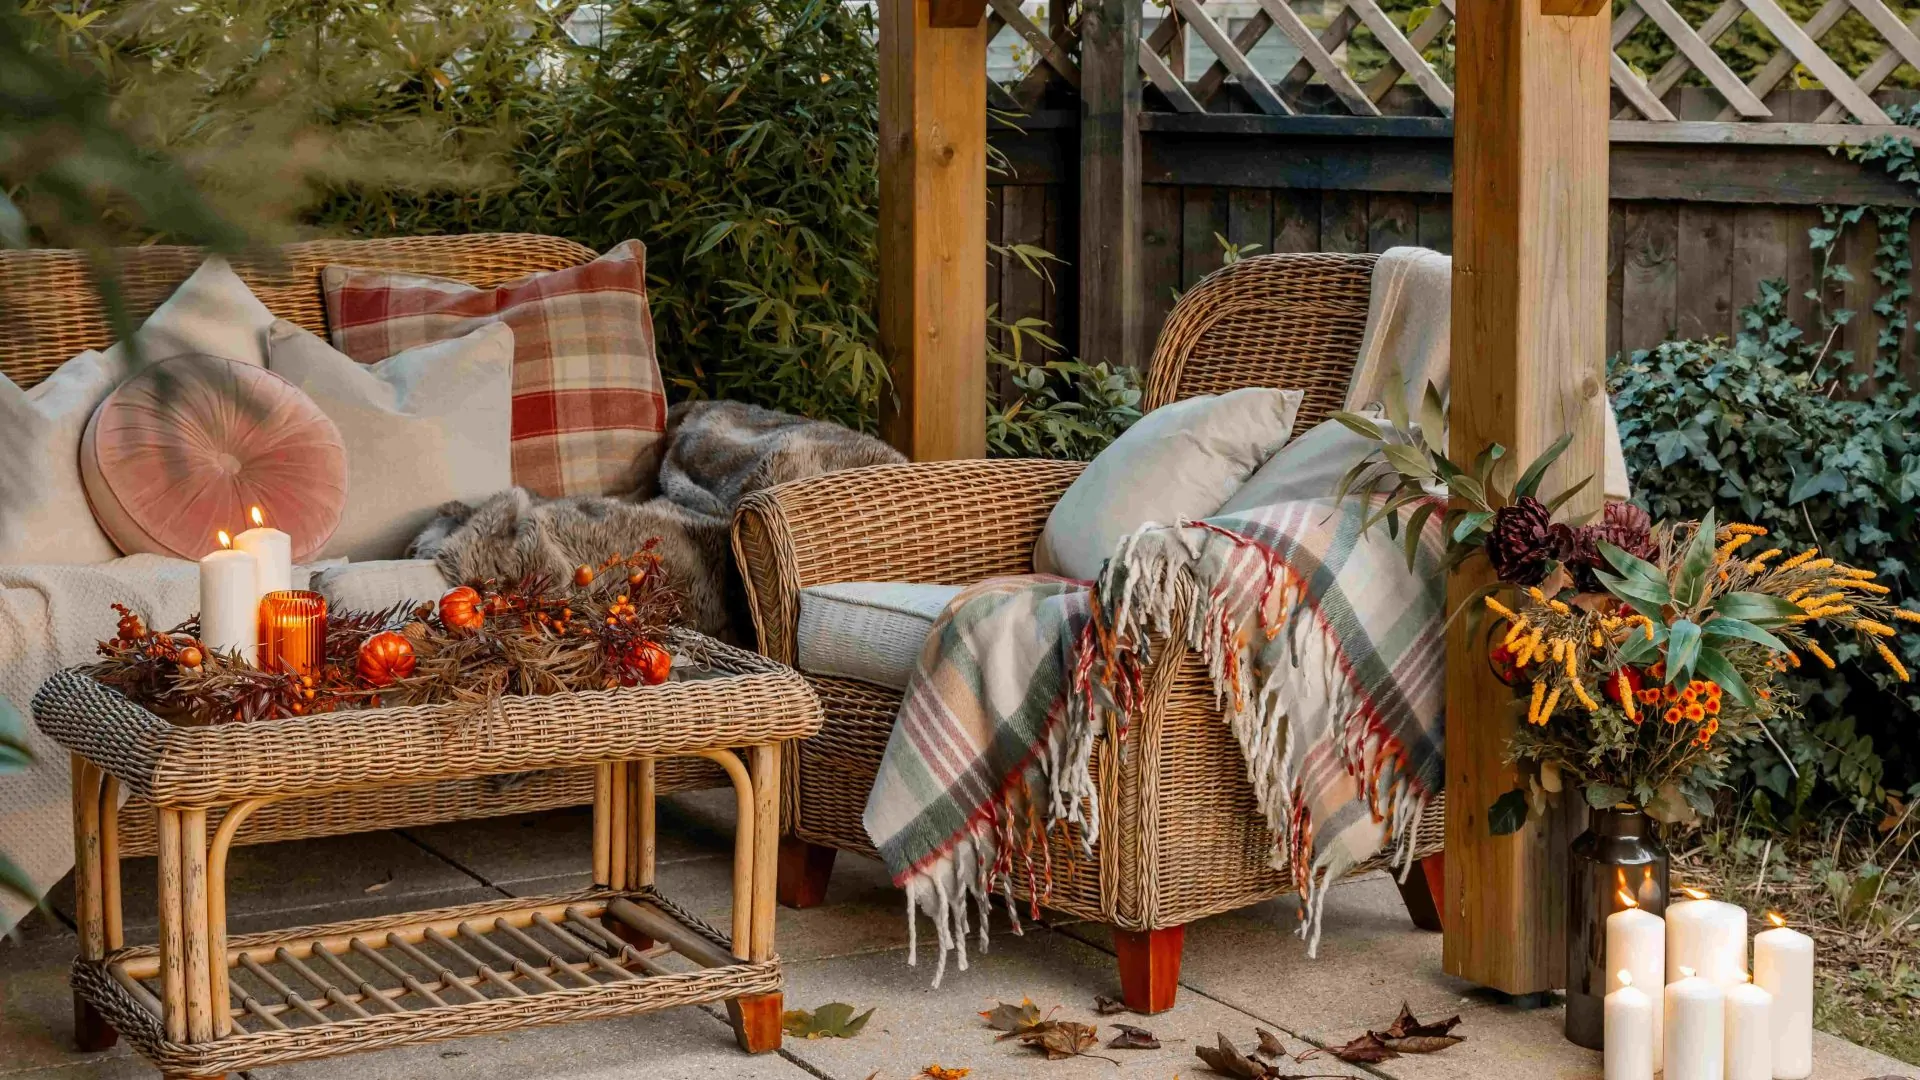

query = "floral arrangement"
[1334,388,1918,825]
[88,546,681,727]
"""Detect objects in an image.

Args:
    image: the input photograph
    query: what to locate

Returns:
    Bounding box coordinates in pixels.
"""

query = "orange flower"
[1663,685,1681,704]
[1664,706,1683,725]
[1680,685,1699,705]
[1684,702,1707,723]
[1704,696,1721,715]
[1649,661,1667,681]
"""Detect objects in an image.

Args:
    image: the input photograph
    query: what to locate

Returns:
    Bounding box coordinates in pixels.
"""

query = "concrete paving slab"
[1060,871,1478,1046]
[400,794,732,888]
[0,922,132,1077]
[774,926,1371,1080]
[246,1004,817,1080]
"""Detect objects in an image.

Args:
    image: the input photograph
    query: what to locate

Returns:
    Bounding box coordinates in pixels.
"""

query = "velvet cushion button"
[81,353,347,560]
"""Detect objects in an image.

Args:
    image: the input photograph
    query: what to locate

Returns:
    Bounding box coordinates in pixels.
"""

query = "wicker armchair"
[0,235,728,860]
[732,252,1448,1012]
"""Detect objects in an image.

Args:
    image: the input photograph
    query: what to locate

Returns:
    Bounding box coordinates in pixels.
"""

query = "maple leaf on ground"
[782,1002,875,1039]
[1011,1020,1118,1063]
[917,1066,969,1080]
[1107,1023,1161,1049]
[980,998,1045,1034]
[1093,993,1128,1015]
[1194,1033,1352,1080]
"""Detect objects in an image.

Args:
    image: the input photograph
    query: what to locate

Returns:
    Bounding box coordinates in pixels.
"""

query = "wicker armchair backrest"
[1142,251,1379,429]
[0,233,598,390]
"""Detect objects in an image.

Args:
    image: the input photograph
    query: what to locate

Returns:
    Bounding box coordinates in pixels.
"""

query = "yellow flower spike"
[1573,682,1599,712]
[1806,642,1837,669]
[1592,628,1605,649]
[1527,586,1548,606]
[1549,599,1572,615]
[1893,609,1920,624]
[1804,604,1856,619]
[1551,639,1565,664]
[1787,587,1811,603]
[1726,523,1769,536]
[1856,619,1897,638]
[1802,558,1835,572]
[1644,619,1656,642]
[1523,627,1545,664]
[1778,549,1820,572]
[1786,651,1801,668]
[1541,686,1562,722]
[1715,534,1754,562]
[1503,617,1530,647]
[1847,567,1878,580]
[1747,549,1783,571]
[1529,679,1546,724]
[1621,679,1637,722]
[1485,596,1517,620]
[1853,581,1893,595]
[1874,640,1911,682]
[1564,643,1580,681]
[1800,593,1846,609]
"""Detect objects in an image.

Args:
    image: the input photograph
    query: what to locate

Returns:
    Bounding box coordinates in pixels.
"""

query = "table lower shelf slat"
[76,886,779,1077]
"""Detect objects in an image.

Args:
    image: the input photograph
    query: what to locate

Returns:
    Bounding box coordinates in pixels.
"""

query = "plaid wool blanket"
[863,497,1447,984]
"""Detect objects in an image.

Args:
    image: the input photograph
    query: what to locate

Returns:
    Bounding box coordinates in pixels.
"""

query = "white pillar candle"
[199,531,259,660]
[233,505,292,599]
[1666,889,1747,987]
[1725,975,1774,1080]
[1664,968,1725,1080]
[1606,898,1665,1071]
[1754,914,1814,1079]
[1603,971,1655,1080]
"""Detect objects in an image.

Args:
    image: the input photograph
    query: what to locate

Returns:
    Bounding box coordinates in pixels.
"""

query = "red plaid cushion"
[322,240,666,498]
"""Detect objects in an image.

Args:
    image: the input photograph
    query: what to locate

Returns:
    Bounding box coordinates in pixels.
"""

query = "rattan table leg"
[71,756,116,1052]
[631,759,655,888]
[728,743,783,1055]
[602,760,653,951]
[156,809,187,1043]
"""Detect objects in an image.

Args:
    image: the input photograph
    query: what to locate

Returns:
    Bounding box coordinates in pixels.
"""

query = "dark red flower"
[1558,501,1658,594]
[1486,497,1559,586]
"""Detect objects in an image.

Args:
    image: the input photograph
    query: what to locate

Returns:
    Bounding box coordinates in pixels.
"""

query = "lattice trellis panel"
[984,0,1920,141]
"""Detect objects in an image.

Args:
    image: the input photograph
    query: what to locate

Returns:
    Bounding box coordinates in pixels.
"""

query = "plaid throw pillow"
[322,240,666,498]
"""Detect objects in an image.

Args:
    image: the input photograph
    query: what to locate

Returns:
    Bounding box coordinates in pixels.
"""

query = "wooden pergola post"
[878,0,990,461]
[1444,0,1612,993]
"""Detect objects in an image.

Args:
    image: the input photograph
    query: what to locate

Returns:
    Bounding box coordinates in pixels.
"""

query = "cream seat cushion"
[1033,386,1305,580]
[796,582,965,691]
[0,258,276,564]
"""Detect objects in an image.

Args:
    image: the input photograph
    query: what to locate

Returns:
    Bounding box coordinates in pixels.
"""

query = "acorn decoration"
[438,586,486,633]
[356,631,417,688]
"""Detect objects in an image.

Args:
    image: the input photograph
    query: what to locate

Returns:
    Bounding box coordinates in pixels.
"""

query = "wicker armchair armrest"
[731,458,1086,663]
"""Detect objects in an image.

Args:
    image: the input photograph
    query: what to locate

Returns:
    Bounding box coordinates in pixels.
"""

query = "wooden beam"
[1079,0,1144,369]
[879,0,988,461]
[1446,0,1611,995]
[929,0,987,28]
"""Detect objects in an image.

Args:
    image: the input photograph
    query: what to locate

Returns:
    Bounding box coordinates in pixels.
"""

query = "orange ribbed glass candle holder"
[259,590,328,678]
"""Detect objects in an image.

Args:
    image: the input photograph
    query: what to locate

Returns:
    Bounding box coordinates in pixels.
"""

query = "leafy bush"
[1609,274,1920,823]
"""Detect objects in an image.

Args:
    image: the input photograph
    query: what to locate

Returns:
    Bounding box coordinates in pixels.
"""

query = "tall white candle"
[1603,971,1655,1080]
[199,531,258,660]
[1725,975,1774,1080]
[1606,895,1665,1071]
[233,505,292,599]
[1754,913,1814,1079]
[1664,968,1725,1080]
[1666,888,1747,987]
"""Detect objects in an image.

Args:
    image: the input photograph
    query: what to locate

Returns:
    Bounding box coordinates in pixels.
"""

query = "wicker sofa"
[0,234,727,860]
[731,251,1448,1012]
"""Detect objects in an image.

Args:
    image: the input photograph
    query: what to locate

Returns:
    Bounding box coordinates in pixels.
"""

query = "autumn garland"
[86,545,682,727]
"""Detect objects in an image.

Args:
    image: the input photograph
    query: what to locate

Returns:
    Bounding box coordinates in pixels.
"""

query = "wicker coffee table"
[34,629,821,1080]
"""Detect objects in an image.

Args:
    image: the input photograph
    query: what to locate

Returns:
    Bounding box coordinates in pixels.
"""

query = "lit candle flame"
[1618,970,1634,988]
[217,530,232,549]
[1680,886,1710,900]
[250,505,265,527]
[1767,911,1787,928]
[1617,889,1638,909]
[1679,966,1696,979]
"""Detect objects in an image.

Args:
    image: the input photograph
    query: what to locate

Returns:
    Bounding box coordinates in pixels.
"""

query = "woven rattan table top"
[34,628,822,810]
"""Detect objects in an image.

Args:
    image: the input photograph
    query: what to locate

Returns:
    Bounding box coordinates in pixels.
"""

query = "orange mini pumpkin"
[357,631,416,687]
[438,586,485,632]
[620,639,672,687]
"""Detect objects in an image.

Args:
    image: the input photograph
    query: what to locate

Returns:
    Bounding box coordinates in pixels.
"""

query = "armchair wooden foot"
[1396,853,1447,932]
[777,837,838,909]
[1113,925,1185,1014]
[728,992,784,1053]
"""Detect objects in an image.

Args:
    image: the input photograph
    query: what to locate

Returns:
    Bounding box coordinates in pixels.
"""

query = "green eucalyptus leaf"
[1404,501,1439,571]
[1418,382,1446,454]
[1666,619,1703,685]
[1701,616,1789,655]
[1694,647,1755,708]
[1597,540,1669,595]
[1544,475,1594,515]
[1381,443,1437,480]
[1713,592,1804,628]
[1514,432,1574,499]
[1488,789,1531,836]
[1672,510,1719,607]
[1330,411,1388,441]
[1452,510,1495,543]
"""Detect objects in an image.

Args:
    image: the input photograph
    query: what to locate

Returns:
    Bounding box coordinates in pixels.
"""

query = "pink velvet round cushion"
[81,354,347,561]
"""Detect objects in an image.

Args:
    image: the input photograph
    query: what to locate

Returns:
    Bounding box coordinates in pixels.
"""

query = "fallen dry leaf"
[1382,1034,1466,1054]
[917,1067,969,1080]
[1307,1032,1398,1065]
[1383,1002,1462,1040]
[1093,993,1128,1015]
[1107,1022,1161,1049]
[1012,1019,1111,1062]
[362,871,393,894]
[980,998,1044,1034]
[1195,1032,1273,1078]
[1255,1028,1287,1059]
[782,1002,874,1039]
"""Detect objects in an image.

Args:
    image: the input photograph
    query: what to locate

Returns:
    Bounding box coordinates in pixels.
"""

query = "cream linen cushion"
[1033,386,1305,580]
[310,560,452,613]
[1215,415,1399,515]
[0,258,275,564]
[796,582,965,691]
[268,320,515,562]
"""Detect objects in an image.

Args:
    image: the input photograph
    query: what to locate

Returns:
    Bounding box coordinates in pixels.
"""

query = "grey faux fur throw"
[410,400,903,642]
